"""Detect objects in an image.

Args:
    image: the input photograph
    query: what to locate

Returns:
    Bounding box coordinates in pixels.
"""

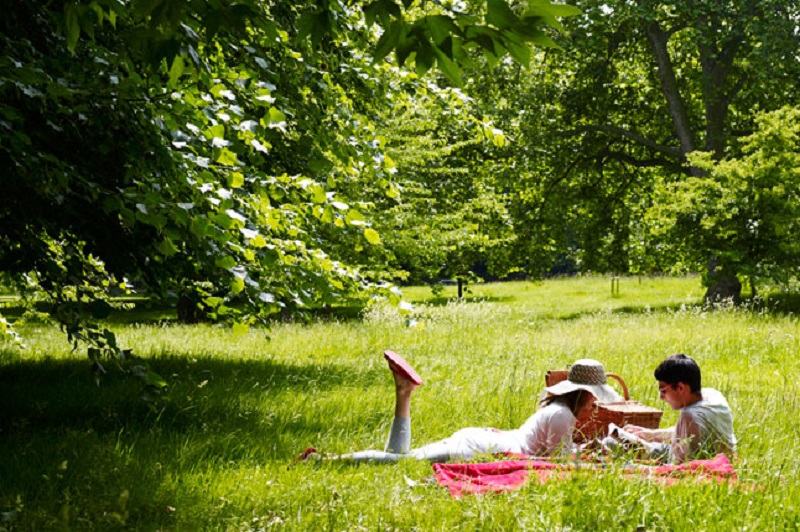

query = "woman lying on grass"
[297,353,623,463]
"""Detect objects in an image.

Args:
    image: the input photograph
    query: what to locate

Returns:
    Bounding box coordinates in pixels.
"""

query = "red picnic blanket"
[432,453,736,498]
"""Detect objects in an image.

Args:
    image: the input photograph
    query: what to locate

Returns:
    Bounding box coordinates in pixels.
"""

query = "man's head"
[654,354,702,410]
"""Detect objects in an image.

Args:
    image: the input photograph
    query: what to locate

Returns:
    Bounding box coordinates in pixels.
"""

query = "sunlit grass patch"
[2,276,800,529]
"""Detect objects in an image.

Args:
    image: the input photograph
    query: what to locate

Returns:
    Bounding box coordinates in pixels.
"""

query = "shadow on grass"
[550,294,800,321]
[1,298,369,325]
[0,353,402,528]
[409,295,515,307]
[752,293,800,314]
[0,355,385,459]
[533,300,706,322]
[3,295,518,323]
[612,301,703,315]
[103,302,369,325]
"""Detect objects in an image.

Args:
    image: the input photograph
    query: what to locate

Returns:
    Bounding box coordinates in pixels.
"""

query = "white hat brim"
[544,380,623,404]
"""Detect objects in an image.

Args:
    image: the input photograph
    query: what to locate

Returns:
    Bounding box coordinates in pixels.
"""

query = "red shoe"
[288,447,319,469]
[383,350,423,386]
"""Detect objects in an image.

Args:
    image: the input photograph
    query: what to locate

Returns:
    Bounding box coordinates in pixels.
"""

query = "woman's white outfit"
[348,402,577,463]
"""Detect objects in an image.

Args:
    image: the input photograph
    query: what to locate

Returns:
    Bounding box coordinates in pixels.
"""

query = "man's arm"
[671,414,703,463]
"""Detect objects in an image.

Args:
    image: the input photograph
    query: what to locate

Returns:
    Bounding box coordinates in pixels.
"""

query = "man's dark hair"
[654,354,701,393]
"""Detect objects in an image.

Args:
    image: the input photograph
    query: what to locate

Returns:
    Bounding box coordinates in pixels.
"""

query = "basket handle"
[605,373,629,400]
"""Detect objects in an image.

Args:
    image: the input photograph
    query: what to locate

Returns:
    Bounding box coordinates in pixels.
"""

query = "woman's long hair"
[540,389,593,416]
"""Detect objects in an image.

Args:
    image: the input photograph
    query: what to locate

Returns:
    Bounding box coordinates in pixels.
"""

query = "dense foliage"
[371,82,515,289]
[0,0,577,366]
[2,0,800,360]
[647,106,800,297]
[479,0,800,297]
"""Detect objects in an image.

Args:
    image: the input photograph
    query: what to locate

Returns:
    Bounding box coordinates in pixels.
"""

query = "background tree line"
[2,0,799,368]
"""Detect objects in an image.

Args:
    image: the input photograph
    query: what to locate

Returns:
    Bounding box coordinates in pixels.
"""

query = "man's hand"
[623,425,674,443]
[623,424,646,434]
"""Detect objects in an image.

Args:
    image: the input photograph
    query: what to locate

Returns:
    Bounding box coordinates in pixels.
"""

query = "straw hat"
[544,359,623,403]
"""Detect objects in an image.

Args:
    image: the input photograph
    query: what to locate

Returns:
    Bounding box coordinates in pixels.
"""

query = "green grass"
[2,275,800,530]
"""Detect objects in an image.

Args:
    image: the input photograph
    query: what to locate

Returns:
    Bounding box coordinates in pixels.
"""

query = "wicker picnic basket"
[545,369,663,442]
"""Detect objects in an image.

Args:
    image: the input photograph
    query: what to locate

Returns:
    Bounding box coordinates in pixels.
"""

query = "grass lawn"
[1,275,799,530]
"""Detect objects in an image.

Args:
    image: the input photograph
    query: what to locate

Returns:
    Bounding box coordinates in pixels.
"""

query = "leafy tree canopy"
[0,0,578,376]
[480,0,800,294]
[646,106,800,298]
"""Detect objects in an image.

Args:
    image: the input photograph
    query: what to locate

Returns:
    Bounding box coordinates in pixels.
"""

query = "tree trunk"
[698,20,739,160]
[643,20,698,172]
[457,278,464,299]
[176,291,213,323]
[703,260,742,305]
[176,294,205,323]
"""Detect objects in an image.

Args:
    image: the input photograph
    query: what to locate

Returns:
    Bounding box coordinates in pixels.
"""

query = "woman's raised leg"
[327,353,421,463]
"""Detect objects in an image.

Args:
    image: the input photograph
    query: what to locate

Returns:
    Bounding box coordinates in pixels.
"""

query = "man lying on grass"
[602,353,737,463]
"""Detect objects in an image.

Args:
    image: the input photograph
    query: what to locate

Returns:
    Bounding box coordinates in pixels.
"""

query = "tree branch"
[662,22,688,39]
[599,149,685,173]
[641,16,698,168]
[556,124,682,159]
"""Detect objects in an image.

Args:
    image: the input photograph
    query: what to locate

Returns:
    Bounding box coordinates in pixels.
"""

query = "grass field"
[2,275,799,530]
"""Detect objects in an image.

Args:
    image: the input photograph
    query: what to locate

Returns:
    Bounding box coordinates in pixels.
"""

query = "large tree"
[496,0,800,297]
[0,0,577,365]
[646,106,800,298]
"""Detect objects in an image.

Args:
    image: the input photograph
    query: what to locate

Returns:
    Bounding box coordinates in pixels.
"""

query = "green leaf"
[321,205,334,223]
[168,55,184,86]
[231,277,245,294]
[503,35,532,65]
[346,209,366,226]
[297,10,330,47]
[64,3,81,52]
[522,1,580,34]
[425,15,460,45]
[373,20,404,64]
[364,0,401,27]
[228,172,244,188]
[157,238,179,256]
[396,33,418,67]
[216,148,238,166]
[142,369,167,388]
[541,3,581,17]
[486,0,519,30]
[311,184,327,204]
[523,2,581,22]
[203,296,224,308]
[251,234,267,248]
[415,40,435,76]
[190,217,210,237]
[267,107,287,129]
[528,32,561,49]
[88,347,101,362]
[215,255,236,269]
[207,123,225,139]
[433,45,463,86]
[364,228,381,245]
[132,0,160,18]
